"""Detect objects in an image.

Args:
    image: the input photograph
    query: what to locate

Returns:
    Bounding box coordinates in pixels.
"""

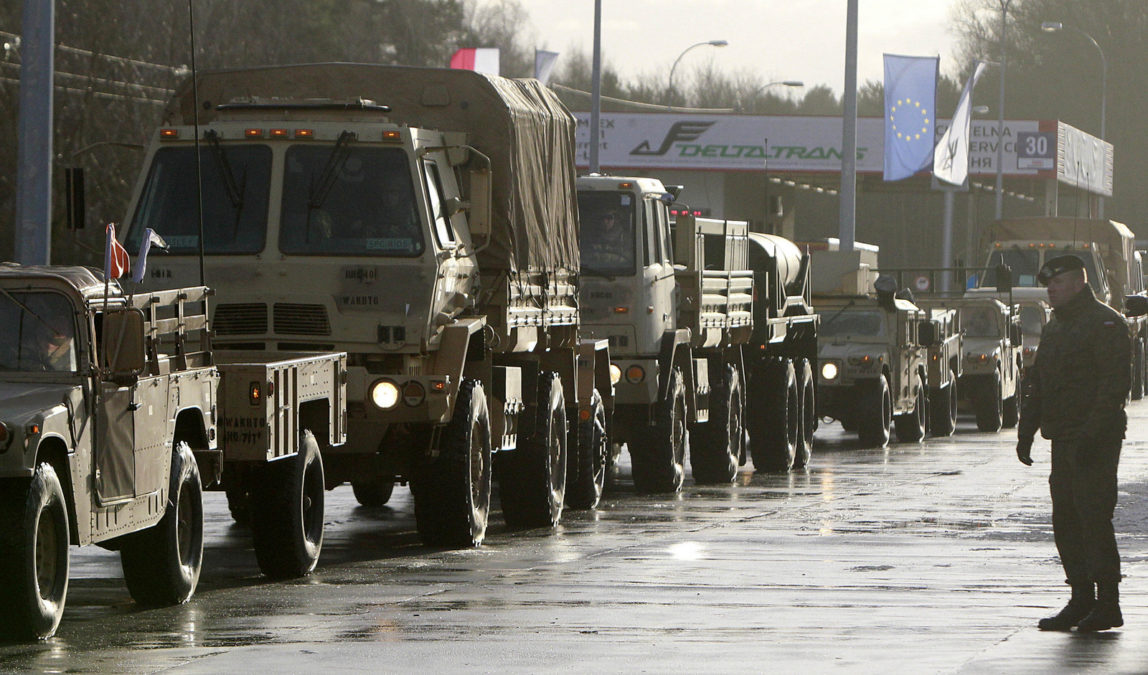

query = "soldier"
[1016,254,1130,632]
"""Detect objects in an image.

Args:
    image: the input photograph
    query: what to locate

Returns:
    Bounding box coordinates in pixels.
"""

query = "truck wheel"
[498,371,567,528]
[352,478,395,507]
[566,388,608,510]
[857,376,892,448]
[691,364,742,484]
[793,358,816,470]
[121,442,203,606]
[224,482,251,527]
[974,372,1003,432]
[414,378,492,547]
[0,463,70,640]
[748,358,797,472]
[1002,384,1019,429]
[630,366,688,493]
[894,373,926,442]
[1132,340,1144,401]
[251,430,325,579]
[929,372,958,437]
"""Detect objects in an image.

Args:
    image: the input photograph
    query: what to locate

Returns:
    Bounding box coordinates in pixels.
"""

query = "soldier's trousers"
[1049,438,1122,584]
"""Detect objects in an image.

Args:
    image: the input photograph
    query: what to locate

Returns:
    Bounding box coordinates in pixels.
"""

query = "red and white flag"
[450,48,500,75]
[104,223,131,281]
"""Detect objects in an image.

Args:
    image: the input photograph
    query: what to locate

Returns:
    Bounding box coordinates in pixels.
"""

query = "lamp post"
[667,39,728,102]
[1042,21,1107,218]
[739,80,804,111]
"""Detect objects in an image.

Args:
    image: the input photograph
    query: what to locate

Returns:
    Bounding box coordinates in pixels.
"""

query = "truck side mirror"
[102,308,147,378]
[1009,322,1023,347]
[444,196,469,217]
[995,263,1012,294]
[1125,294,1148,317]
[917,321,936,347]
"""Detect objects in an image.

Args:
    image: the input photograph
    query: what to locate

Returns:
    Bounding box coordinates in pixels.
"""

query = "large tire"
[630,366,688,493]
[894,373,927,442]
[793,358,816,470]
[121,442,204,606]
[929,372,958,437]
[0,463,70,640]
[1002,386,1019,429]
[690,363,742,484]
[414,378,492,547]
[224,481,251,527]
[748,358,797,472]
[566,388,608,510]
[251,430,325,579]
[1132,340,1144,401]
[974,372,1004,432]
[498,371,567,528]
[857,376,892,448]
[352,478,395,507]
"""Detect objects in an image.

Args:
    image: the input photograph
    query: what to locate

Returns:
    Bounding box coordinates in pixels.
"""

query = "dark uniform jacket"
[1018,284,1130,443]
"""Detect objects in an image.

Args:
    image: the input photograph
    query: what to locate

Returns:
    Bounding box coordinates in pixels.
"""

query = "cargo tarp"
[163,63,580,277]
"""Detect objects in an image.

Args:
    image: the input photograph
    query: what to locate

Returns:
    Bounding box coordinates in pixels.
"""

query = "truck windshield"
[979,248,1039,288]
[1019,304,1045,336]
[127,145,272,254]
[963,305,1001,337]
[578,191,636,276]
[820,309,885,338]
[0,290,78,373]
[280,146,424,257]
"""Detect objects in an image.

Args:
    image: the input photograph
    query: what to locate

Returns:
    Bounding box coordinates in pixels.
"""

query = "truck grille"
[274,303,331,336]
[214,303,268,335]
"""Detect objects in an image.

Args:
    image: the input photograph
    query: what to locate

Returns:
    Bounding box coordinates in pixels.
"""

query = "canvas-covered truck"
[577,175,752,491]
[117,63,612,542]
[969,217,1148,399]
[812,249,932,448]
[0,265,345,640]
[743,233,820,471]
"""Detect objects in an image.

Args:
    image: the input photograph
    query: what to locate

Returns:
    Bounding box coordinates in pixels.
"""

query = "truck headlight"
[370,379,401,409]
[821,362,839,381]
[609,363,622,386]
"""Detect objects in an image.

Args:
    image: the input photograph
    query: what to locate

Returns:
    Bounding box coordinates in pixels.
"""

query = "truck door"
[645,197,675,339]
[93,308,149,504]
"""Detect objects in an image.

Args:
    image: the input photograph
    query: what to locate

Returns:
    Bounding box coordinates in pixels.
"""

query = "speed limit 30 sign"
[1016,131,1055,170]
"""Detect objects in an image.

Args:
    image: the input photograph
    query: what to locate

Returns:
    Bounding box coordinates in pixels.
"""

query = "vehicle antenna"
[188,0,206,287]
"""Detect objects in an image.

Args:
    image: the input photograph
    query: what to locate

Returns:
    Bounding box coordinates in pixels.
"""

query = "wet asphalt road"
[3,404,1148,674]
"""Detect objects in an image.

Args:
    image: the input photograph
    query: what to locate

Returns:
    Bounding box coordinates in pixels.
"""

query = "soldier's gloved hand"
[1016,437,1034,466]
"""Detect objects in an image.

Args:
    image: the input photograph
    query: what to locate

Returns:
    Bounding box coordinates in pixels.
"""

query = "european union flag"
[883,54,938,181]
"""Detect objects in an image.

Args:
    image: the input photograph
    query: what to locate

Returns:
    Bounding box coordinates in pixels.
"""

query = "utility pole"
[589,0,602,173]
[15,0,54,265]
[994,0,1011,220]
[838,0,858,252]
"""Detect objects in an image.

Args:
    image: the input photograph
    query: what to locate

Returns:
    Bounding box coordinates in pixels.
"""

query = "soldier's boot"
[1077,582,1123,632]
[1038,582,1095,631]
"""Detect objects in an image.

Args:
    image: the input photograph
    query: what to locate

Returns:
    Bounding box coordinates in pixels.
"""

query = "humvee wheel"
[1002,393,1019,429]
[121,442,204,606]
[224,481,251,527]
[748,358,797,472]
[857,376,892,448]
[793,358,816,470]
[252,430,325,579]
[0,463,70,640]
[566,388,608,510]
[929,372,958,437]
[498,371,567,528]
[1132,340,1144,401]
[894,373,927,442]
[691,364,742,484]
[414,378,492,547]
[630,366,688,493]
[352,478,395,507]
[974,372,1003,432]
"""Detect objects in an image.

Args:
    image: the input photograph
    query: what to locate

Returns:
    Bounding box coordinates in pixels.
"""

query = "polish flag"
[450,48,500,76]
[104,223,131,281]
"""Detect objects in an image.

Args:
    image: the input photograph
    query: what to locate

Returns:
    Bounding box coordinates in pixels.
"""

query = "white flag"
[132,228,169,284]
[933,61,987,186]
[534,49,559,85]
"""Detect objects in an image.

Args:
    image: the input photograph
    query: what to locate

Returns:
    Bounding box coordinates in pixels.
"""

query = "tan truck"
[116,64,611,544]
[0,265,345,640]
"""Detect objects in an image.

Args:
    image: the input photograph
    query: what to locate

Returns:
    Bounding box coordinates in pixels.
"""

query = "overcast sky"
[483,1,967,95]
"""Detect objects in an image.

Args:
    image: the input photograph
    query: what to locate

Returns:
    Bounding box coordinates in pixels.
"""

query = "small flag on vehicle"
[132,228,169,284]
[104,223,131,281]
[450,48,500,75]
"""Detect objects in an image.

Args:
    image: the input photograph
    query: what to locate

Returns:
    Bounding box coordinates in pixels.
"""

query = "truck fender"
[430,317,487,404]
[657,330,695,407]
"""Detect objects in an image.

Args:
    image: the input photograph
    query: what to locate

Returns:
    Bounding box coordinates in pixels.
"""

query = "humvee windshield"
[0,290,78,373]
[280,146,424,257]
[963,305,1002,337]
[1019,304,1045,336]
[820,309,885,338]
[128,145,272,254]
[578,191,636,276]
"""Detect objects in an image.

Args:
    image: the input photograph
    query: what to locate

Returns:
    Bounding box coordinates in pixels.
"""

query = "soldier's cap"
[1037,254,1085,285]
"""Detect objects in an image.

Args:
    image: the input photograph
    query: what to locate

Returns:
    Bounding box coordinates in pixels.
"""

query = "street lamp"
[667,39,728,100]
[1042,20,1108,218]
[738,80,804,111]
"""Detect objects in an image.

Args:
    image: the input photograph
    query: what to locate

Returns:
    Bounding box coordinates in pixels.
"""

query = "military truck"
[812,247,932,448]
[969,217,1148,401]
[117,64,612,542]
[942,297,1023,432]
[576,175,752,490]
[744,233,820,471]
[0,265,345,640]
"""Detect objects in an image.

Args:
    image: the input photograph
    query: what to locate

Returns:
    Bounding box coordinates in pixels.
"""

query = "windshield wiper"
[306,131,356,242]
[822,299,856,328]
[205,130,244,210]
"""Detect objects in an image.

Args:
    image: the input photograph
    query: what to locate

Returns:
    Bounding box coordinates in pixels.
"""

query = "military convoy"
[117,64,616,545]
[0,265,345,639]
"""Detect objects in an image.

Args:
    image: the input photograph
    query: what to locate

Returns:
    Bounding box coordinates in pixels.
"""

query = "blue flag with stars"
[883,54,938,181]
